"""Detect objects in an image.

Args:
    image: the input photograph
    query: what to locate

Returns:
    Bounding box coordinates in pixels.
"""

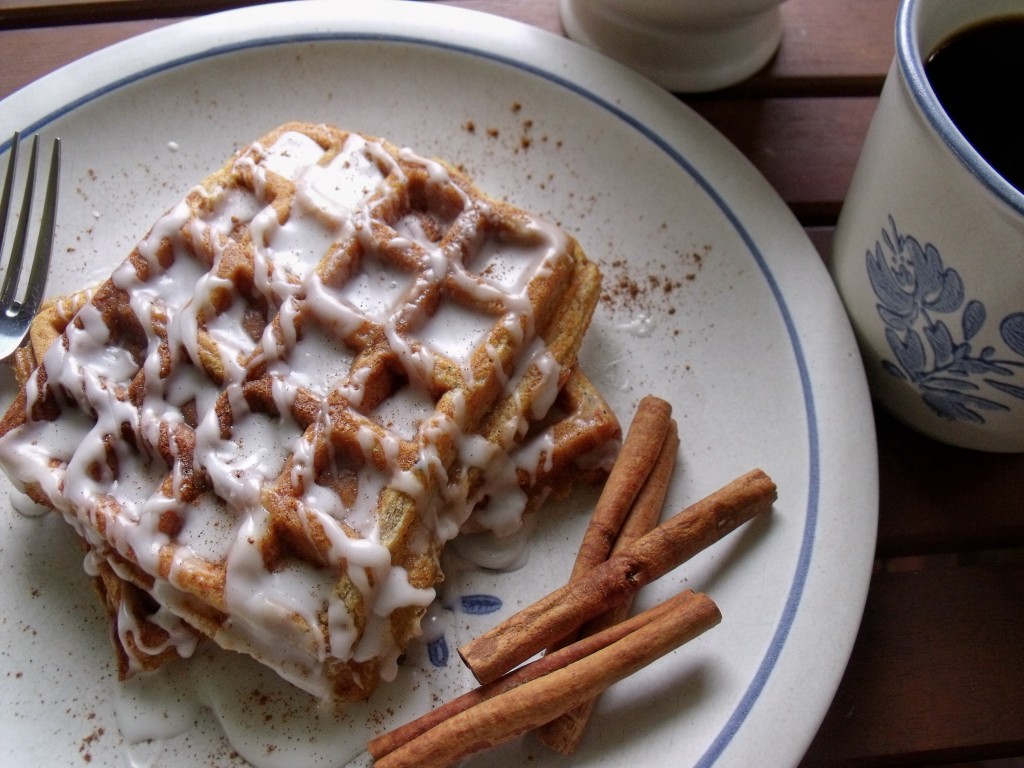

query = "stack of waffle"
[0,123,618,701]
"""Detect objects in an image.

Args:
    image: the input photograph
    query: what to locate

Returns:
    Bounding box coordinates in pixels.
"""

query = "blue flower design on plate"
[427,634,450,667]
[866,215,1024,423]
[458,594,503,615]
[426,593,503,668]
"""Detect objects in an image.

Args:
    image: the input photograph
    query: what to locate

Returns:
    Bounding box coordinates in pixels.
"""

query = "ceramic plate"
[0,2,878,766]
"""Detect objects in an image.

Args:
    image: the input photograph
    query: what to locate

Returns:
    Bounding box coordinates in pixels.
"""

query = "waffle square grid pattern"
[0,123,617,701]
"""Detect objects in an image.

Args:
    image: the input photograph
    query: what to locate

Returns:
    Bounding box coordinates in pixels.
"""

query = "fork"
[0,132,61,360]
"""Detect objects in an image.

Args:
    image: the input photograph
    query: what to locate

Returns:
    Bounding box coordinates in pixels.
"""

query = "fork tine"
[0,133,39,308]
[0,133,60,361]
[0,131,20,257]
[22,137,60,315]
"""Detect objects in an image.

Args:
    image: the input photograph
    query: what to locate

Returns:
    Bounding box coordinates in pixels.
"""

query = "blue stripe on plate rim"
[1,30,821,767]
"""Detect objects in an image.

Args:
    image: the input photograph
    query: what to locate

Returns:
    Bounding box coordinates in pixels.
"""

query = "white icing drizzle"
[116,598,200,675]
[0,126,578,705]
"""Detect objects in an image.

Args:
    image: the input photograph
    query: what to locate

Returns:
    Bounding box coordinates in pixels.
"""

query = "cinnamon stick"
[569,395,672,579]
[368,585,689,760]
[542,399,674,662]
[537,418,680,753]
[374,590,721,768]
[459,468,775,684]
[609,418,681,559]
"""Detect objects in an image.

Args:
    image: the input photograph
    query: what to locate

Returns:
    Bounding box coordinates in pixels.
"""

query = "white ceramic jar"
[558,0,784,92]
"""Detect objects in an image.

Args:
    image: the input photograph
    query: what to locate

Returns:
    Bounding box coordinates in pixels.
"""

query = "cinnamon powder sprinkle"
[600,246,706,316]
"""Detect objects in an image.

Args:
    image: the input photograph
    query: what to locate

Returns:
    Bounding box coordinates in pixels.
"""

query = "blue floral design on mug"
[866,215,1024,423]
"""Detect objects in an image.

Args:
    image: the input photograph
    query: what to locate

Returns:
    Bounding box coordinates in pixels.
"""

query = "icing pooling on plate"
[0,125,599,701]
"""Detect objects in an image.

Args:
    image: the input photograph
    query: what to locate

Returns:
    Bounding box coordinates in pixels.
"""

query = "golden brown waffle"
[0,122,616,700]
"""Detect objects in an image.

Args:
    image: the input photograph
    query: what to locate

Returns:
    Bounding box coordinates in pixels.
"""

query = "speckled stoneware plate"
[0,2,878,766]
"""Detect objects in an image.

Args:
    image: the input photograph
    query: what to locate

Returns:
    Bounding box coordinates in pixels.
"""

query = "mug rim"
[896,0,1024,217]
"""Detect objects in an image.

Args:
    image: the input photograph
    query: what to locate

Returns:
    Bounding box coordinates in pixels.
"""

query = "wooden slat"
[800,563,1024,766]
[689,97,878,225]
[445,0,899,94]
[805,226,835,262]
[875,408,1024,557]
[433,0,563,35]
[0,0,901,91]
[749,0,897,95]
[0,20,175,98]
[0,0,260,27]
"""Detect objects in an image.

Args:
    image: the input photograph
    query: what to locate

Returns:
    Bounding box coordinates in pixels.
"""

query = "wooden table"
[2,1,1022,765]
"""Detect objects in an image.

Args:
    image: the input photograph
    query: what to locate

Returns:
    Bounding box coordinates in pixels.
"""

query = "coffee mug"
[830,0,1024,453]
[558,0,784,92]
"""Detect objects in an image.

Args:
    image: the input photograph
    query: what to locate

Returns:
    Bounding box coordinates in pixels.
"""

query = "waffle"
[0,122,617,700]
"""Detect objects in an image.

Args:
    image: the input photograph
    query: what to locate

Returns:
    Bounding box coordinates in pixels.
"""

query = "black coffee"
[924,17,1024,194]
